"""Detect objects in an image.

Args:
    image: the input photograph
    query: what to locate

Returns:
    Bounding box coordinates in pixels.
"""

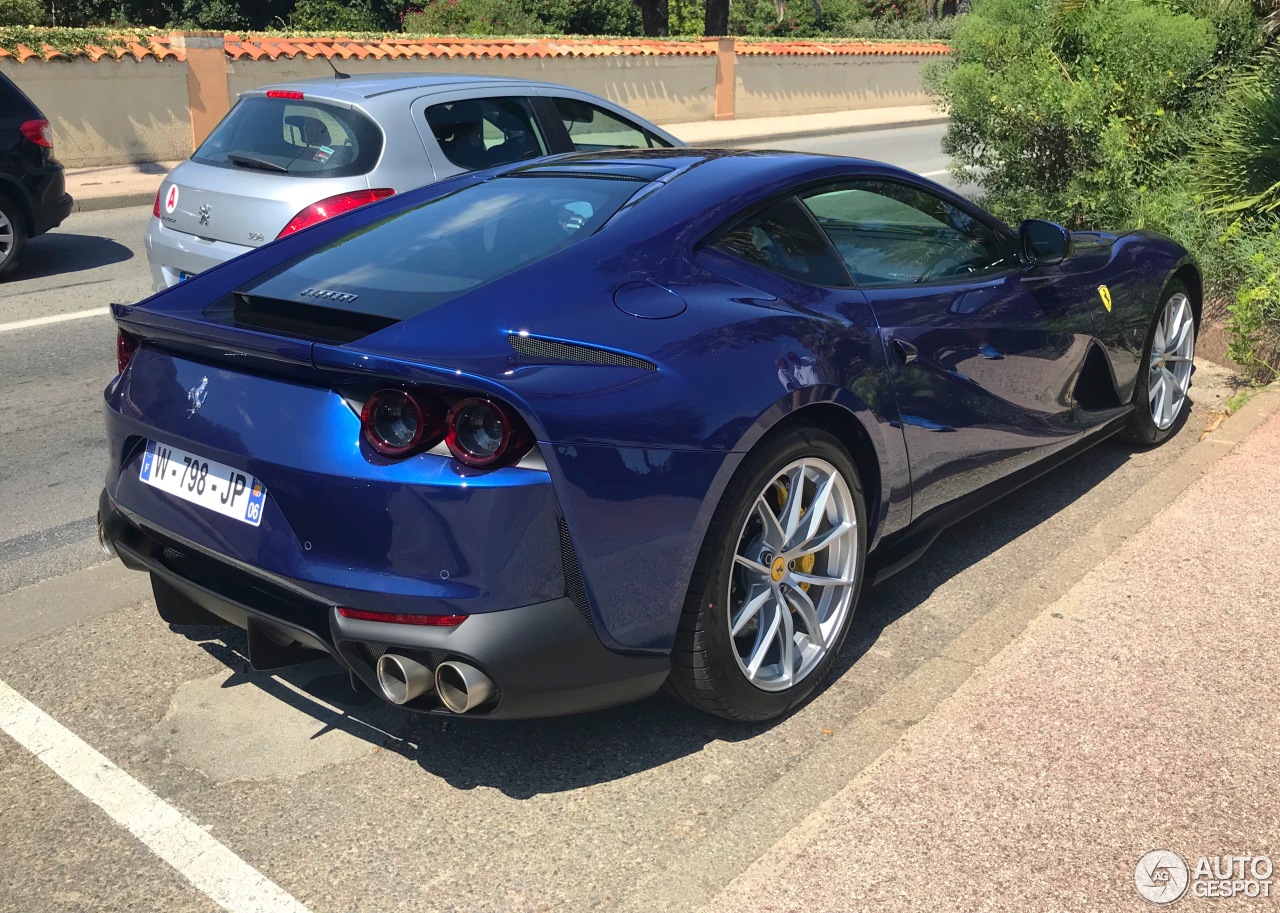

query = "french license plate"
[139,440,267,527]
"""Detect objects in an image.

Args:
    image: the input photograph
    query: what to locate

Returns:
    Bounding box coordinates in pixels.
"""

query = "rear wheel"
[668,428,867,721]
[0,195,27,277]
[1124,281,1196,445]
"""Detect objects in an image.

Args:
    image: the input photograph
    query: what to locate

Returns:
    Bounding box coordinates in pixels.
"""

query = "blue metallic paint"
[103,149,1198,706]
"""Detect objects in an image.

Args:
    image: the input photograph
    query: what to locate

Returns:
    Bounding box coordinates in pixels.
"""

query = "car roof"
[251,73,583,102]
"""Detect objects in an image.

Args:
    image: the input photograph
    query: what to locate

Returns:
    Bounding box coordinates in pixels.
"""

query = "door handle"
[890,338,918,365]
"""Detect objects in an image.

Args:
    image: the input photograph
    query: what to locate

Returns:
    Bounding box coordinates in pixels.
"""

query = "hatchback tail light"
[266,89,306,100]
[276,188,396,239]
[19,119,52,148]
[116,330,138,374]
[152,188,162,218]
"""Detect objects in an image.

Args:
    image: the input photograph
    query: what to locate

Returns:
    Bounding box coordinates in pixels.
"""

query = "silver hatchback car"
[146,74,683,292]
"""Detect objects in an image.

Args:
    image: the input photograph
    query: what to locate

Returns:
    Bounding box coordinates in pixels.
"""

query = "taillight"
[276,188,395,239]
[152,188,162,218]
[445,398,532,469]
[116,330,138,374]
[19,119,51,148]
[266,89,305,100]
[360,389,444,457]
[337,606,467,627]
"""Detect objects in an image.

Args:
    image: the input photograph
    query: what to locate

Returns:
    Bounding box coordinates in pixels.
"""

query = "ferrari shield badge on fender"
[1098,285,1113,312]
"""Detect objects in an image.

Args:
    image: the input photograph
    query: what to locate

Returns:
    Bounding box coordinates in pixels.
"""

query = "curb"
[685,115,950,148]
[620,380,1280,913]
[73,192,158,214]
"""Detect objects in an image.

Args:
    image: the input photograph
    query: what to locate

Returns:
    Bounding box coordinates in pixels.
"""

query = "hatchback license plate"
[139,440,267,527]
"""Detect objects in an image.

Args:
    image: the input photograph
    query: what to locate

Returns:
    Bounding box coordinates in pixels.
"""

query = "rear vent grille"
[509,334,656,371]
[558,518,592,624]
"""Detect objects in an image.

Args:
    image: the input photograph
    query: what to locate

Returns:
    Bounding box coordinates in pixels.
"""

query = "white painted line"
[0,678,314,913]
[0,307,111,334]
[919,169,950,178]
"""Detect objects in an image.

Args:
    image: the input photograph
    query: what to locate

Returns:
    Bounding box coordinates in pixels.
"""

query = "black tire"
[1122,279,1196,446]
[667,427,868,721]
[0,194,27,277]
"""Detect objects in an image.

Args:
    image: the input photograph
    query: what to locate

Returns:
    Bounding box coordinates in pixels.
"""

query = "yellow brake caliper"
[773,480,816,594]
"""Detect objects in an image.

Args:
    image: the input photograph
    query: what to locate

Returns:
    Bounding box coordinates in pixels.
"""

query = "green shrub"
[0,0,44,26]
[925,0,1259,230]
[1220,220,1280,378]
[1192,45,1280,217]
[522,0,642,34]
[402,0,540,35]
[292,0,383,30]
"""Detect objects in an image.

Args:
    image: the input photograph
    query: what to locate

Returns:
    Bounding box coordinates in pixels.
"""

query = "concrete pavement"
[704,388,1280,913]
[61,105,945,212]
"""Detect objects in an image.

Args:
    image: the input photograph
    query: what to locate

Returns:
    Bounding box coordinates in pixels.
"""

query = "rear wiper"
[227,152,288,174]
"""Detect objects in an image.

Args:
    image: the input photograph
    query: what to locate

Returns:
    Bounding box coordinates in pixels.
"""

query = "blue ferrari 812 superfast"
[100,149,1200,720]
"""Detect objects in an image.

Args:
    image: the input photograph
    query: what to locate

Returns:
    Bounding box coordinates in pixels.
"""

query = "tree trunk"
[926,0,938,21]
[639,0,670,35]
[704,0,729,36]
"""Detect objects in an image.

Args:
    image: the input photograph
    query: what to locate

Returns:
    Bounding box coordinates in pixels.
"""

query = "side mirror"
[1019,219,1072,266]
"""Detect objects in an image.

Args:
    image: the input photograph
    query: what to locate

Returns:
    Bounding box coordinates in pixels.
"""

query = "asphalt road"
[0,123,1241,913]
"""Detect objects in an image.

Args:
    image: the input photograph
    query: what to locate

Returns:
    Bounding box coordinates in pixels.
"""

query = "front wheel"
[668,428,867,721]
[1124,281,1197,446]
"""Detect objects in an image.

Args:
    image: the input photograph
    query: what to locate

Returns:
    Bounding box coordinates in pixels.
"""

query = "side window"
[801,181,1016,287]
[551,97,672,152]
[425,97,548,172]
[709,197,850,287]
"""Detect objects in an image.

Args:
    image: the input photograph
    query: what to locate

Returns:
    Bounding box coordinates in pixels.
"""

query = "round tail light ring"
[445,397,529,468]
[361,389,438,458]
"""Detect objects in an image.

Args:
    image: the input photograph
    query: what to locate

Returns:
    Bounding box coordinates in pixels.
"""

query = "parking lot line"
[0,678,314,913]
[0,306,111,334]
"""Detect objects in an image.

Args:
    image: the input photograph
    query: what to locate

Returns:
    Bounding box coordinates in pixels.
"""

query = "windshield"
[192,95,383,178]
[244,174,646,320]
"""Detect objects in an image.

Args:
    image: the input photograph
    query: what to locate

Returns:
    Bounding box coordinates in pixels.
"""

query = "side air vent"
[558,518,592,624]
[509,334,656,371]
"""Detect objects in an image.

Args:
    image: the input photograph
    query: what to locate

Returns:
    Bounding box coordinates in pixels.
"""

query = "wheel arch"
[0,177,34,235]
[1169,261,1203,327]
[729,387,895,550]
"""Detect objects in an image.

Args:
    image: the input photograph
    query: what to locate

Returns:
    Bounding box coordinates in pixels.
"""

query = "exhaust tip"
[434,661,495,714]
[97,511,117,559]
[375,653,433,706]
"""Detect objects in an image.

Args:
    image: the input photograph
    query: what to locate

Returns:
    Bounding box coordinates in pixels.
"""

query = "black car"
[0,70,73,274]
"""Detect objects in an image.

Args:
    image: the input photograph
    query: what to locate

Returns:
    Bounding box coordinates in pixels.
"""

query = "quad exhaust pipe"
[374,653,495,713]
[375,654,433,706]
[434,660,495,714]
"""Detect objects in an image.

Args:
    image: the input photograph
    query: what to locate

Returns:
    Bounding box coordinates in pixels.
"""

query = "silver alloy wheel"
[0,209,12,264]
[727,457,859,692]
[1148,292,1196,430]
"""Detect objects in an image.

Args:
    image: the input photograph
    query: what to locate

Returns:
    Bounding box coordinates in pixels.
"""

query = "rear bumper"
[145,217,254,292]
[99,490,670,719]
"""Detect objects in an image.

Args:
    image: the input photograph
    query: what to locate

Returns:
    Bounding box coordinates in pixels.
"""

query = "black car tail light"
[116,330,138,374]
[360,389,444,457]
[446,397,533,469]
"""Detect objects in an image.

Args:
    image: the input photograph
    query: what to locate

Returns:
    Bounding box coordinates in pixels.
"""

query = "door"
[799,179,1098,518]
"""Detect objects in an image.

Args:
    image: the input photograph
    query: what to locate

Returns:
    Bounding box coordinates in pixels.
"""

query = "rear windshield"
[192,96,383,178]
[245,174,646,320]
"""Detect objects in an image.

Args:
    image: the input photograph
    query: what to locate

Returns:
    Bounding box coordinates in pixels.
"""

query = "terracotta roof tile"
[0,32,949,63]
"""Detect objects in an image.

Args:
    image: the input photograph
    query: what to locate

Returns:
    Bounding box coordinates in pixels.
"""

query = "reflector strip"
[338,606,467,626]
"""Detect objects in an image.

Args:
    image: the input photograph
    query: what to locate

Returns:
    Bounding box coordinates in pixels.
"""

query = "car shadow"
[8,232,133,280]
[175,431,1147,799]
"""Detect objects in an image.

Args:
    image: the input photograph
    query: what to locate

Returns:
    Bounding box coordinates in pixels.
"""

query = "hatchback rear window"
[245,173,647,320]
[192,96,383,178]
